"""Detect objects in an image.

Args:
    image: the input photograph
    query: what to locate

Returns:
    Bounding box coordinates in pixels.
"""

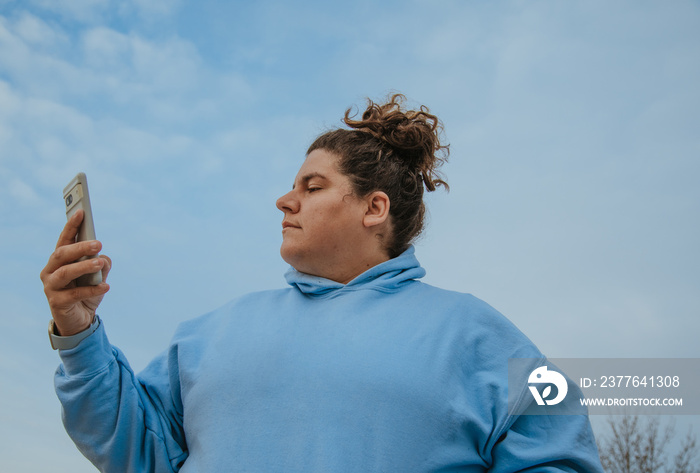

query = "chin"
[280,243,304,268]
[280,245,321,276]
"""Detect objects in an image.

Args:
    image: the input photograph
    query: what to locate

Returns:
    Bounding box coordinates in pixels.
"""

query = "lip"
[282,221,300,230]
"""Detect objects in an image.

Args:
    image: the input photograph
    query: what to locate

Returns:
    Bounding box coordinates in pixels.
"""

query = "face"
[276,149,370,282]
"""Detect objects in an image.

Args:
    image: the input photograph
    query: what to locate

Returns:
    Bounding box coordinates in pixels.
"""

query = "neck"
[296,246,391,285]
[332,252,391,284]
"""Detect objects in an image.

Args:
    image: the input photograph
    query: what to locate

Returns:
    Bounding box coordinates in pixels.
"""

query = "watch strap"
[49,316,101,350]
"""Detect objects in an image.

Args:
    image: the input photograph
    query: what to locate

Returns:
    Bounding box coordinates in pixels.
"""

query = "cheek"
[305,198,343,227]
[324,205,365,237]
[298,193,363,240]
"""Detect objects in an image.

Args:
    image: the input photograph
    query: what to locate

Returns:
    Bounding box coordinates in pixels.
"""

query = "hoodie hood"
[284,245,426,297]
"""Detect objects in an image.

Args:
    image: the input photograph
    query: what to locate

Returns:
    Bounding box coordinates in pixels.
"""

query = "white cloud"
[22,0,111,23]
[128,0,182,18]
[12,11,69,49]
[81,26,131,70]
[80,26,202,93]
[1,5,252,130]
[20,0,182,25]
[0,4,258,204]
[9,178,42,206]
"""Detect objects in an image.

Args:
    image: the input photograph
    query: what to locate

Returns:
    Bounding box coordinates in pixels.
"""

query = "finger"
[55,209,84,249]
[47,282,110,313]
[42,240,102,277]
[46,257,106,291]
[99,255,112,282]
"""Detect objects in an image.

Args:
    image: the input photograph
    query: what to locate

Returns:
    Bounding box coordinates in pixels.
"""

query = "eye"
[307,186,322,193]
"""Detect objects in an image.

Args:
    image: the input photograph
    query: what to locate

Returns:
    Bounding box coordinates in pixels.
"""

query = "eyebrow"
[292,172,327,189]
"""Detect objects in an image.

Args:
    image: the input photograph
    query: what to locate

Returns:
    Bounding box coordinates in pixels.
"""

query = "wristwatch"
[48,316,100,350]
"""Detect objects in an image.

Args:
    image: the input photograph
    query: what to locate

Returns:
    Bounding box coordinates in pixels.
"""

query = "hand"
[40,210,112,336]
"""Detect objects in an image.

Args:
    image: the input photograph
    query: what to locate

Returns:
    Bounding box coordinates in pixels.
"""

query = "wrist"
[49,316,100,350]
[53,317,94,337]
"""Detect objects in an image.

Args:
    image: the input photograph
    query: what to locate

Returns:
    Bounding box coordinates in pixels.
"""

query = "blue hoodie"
[55,247,603,472]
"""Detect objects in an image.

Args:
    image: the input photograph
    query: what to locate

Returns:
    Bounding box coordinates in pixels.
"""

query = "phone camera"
[65,194,73,207]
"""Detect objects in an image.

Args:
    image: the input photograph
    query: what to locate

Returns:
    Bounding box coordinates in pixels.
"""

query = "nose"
[276,190,299,213]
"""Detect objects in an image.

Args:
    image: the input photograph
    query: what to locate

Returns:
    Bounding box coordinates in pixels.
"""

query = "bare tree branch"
[598,416,699,473]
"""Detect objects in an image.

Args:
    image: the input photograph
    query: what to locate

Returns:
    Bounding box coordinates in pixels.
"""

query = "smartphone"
[63,172,102,286]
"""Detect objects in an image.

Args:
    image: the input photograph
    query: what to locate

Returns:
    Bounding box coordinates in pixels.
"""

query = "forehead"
[293,149,342,185]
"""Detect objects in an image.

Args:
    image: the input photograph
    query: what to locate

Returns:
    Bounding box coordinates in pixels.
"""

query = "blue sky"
[1,0,699,470]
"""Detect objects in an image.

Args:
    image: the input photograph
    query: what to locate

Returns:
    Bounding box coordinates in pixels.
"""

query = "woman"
[41,95,603,472]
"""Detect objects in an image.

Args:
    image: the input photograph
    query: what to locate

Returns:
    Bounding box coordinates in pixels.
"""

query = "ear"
[362,191,390,228]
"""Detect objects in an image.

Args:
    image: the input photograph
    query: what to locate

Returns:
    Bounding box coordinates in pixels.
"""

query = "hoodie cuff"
[57,317,115,377]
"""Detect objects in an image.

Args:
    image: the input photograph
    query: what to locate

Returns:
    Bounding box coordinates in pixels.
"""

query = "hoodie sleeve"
[54,320,188,473]
[455,294,605,472]
[488,413,604,472]
[486,362,604,472]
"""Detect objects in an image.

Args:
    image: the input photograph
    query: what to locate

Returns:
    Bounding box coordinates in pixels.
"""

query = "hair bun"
[344,94,449,191]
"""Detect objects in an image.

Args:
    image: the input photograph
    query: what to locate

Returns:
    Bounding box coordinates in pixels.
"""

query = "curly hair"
[307,94,449,258]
